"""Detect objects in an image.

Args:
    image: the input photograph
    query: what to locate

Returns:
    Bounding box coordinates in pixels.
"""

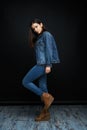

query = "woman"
[22,18,60,121]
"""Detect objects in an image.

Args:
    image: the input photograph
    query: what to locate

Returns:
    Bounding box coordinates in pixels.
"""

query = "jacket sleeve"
[44,32,53,67]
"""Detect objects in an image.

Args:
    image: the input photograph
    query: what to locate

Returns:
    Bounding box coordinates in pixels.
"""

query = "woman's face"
[31,23,43,34]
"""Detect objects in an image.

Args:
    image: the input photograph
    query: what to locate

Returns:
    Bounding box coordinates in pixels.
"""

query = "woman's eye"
[35,26,37,28]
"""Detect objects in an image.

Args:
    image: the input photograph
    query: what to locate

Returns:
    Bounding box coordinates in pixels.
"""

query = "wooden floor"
[0,105,87,130]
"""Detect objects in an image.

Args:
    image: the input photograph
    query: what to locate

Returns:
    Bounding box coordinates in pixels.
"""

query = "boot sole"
[35,115,50,121]
[36,112,50,118]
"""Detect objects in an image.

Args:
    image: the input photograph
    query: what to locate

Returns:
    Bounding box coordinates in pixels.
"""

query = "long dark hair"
[29,18,46,48]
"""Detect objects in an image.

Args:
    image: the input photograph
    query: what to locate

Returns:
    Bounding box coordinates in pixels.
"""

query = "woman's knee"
[22,77,28,87]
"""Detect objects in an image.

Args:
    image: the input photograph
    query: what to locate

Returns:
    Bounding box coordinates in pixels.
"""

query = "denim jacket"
[35,31,60,67]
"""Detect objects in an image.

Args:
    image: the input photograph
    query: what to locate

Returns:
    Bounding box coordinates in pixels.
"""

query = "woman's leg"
[22,65,45,96]
[22,64,54,121]
[35,72,54,121]
[38,74,48,93]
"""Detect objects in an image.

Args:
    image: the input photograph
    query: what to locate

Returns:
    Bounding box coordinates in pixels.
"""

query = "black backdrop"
[0,0,87,104]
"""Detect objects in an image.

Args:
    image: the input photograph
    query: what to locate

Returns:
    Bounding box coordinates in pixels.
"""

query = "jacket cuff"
[46,64,52,67]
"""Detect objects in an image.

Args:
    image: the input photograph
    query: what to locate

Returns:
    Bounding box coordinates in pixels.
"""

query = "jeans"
[22,65,48,96]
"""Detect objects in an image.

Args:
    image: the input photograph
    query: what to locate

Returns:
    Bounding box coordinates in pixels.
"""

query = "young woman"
[22,18,60,121]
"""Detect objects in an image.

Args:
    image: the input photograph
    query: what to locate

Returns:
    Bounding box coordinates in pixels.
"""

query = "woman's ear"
[40,23,43,27]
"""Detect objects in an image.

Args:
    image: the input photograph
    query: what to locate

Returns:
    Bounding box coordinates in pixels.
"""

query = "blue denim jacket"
[35,31,60,67]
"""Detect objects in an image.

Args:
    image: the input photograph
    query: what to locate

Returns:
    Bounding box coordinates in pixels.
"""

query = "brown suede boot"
[35,109,50,121]
[41,92,54,110]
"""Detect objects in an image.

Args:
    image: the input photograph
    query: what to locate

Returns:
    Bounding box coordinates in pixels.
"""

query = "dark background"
[0,0,87,104]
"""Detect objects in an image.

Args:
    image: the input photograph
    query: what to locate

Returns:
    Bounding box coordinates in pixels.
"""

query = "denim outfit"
[22,31,60,96]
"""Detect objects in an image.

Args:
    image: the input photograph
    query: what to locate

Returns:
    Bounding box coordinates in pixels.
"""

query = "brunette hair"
[29,18,46,47]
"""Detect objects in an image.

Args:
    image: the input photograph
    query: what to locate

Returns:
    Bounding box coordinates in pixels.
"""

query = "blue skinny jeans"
[22,65,48,96]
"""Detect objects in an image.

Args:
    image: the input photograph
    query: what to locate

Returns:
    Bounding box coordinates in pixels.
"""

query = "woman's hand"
[45,66,51,74]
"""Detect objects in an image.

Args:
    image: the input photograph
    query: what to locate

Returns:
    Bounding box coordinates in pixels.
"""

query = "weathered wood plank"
[0,105,87,130]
